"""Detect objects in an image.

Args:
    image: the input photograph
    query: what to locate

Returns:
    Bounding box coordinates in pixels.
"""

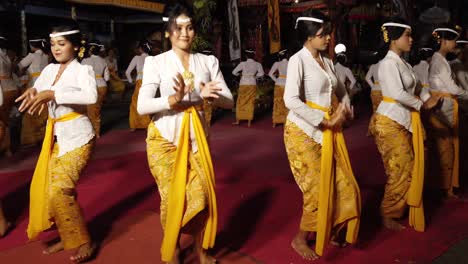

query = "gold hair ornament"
[78,40,86,59]
[381,26,389,43]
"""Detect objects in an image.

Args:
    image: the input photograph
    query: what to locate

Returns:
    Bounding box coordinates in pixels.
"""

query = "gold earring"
[165,32,170,38]
[74,48,79,51]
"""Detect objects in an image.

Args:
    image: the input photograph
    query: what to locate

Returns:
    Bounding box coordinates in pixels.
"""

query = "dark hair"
[243,50,255,60]
[50,23,87,62]
[164,3,196,34]
[138,40,152,54]
[336,53,347,64]
[431,23,460,51]
[296,9,332,45]
[29,37,49,53]
[377,17,410,60]
[88,40,101,56]
[0,34,7,50]
[417,48,433,62]
[278,50,288,60]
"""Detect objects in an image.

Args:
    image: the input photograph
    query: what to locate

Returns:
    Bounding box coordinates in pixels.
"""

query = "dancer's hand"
[169,73,190,109]
[200,81,222,101]
[422,94,442,110]
[321,103,346,130]
[28,90,55,115]
[16,88,37,112]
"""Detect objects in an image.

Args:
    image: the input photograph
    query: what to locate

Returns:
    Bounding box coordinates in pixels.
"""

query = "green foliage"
[192,0,217,52]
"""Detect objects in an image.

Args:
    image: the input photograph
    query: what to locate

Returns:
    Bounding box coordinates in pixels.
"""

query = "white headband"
[382,22,411,29]
[433,28,459,36]
[0,36,6,40]
[176,17,191,24]
[295,17,324,29]
[420,47,433,51]
[29,38,45,42]
[278,49,287,55]
[245,49,255,53]
[144,43,151,50]
[49,30,80,38]
[456,40,468,44]
[89,42,100,46]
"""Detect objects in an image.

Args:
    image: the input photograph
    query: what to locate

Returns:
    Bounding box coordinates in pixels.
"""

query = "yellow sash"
[429,91,459,188]
[279,74,287,78]
[306,101,361,256]
[30,72,41,78]
[0,75,11,80]
[95,74,103,79]
[421,83,430,88]
[161,106,217,261]
[382,97,425,231]
[27,112,82,240]
[374,81,380,85]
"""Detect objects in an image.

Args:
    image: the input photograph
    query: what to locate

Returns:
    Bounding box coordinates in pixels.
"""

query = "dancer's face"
[168,14,195,52]
[394,28,413,53]
[442,39,458,53]
[308,27,331,51]
[50,36,76,63]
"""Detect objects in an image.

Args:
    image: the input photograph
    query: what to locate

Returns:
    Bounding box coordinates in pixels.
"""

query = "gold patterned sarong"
[47,141,93,249]
[146,105,217,261]
[370,113,425,231]
[236,85,256,121]
[427,113,456,190]
[129,80,151,129]
[21,109,48,146]
[203,100,213,127]
[429,91,459,191]
[87,86,107,137]
[0,90,17,152]
[272,85,288,125]
[370,90,383,113]
[28,111,93,249]
[109,71,125,93]
[284,118,360,256]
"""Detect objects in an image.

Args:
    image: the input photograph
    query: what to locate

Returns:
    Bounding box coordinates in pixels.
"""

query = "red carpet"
[0,108,467,263]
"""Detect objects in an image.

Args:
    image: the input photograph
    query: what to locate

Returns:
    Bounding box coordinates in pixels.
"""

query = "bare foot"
[199,249,217,264]
[70,242,96,263]
[43,241,64,255]
[232,120,240,125]
[446,190,459,200]
[383,217,406,231]
[167,247,181,264]
[330,240,349,248]
[291,235,319,260]
[0,221,12,237]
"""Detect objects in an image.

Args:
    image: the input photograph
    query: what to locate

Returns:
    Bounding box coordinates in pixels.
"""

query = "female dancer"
[370,19,440,231]
[283,9,361,260]
[16,24,97,262]
[137,4,233,263]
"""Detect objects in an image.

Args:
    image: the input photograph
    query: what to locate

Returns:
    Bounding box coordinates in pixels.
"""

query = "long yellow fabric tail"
[161,106,217,262]
[27,112,82,239]
[306,101,361,256]
[382,96,425,231]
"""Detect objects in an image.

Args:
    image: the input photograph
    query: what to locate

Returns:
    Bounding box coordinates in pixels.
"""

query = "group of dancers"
[0,2,467,263]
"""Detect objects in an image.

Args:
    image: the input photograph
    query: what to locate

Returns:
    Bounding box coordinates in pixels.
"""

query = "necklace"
[182,70,195,92]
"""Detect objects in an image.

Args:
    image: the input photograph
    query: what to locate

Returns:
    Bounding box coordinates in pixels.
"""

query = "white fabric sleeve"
[283,55,325,127]
[256,62,265,77]
[208,56,233,109]
[232,62,243,76]
[268,62,278,82]
[137,56,170,115]
[125,56,137,83]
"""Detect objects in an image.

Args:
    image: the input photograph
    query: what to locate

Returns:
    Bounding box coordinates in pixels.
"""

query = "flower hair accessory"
[78,40,86,59]
[381,26,389,43]
[432,31,441,44]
